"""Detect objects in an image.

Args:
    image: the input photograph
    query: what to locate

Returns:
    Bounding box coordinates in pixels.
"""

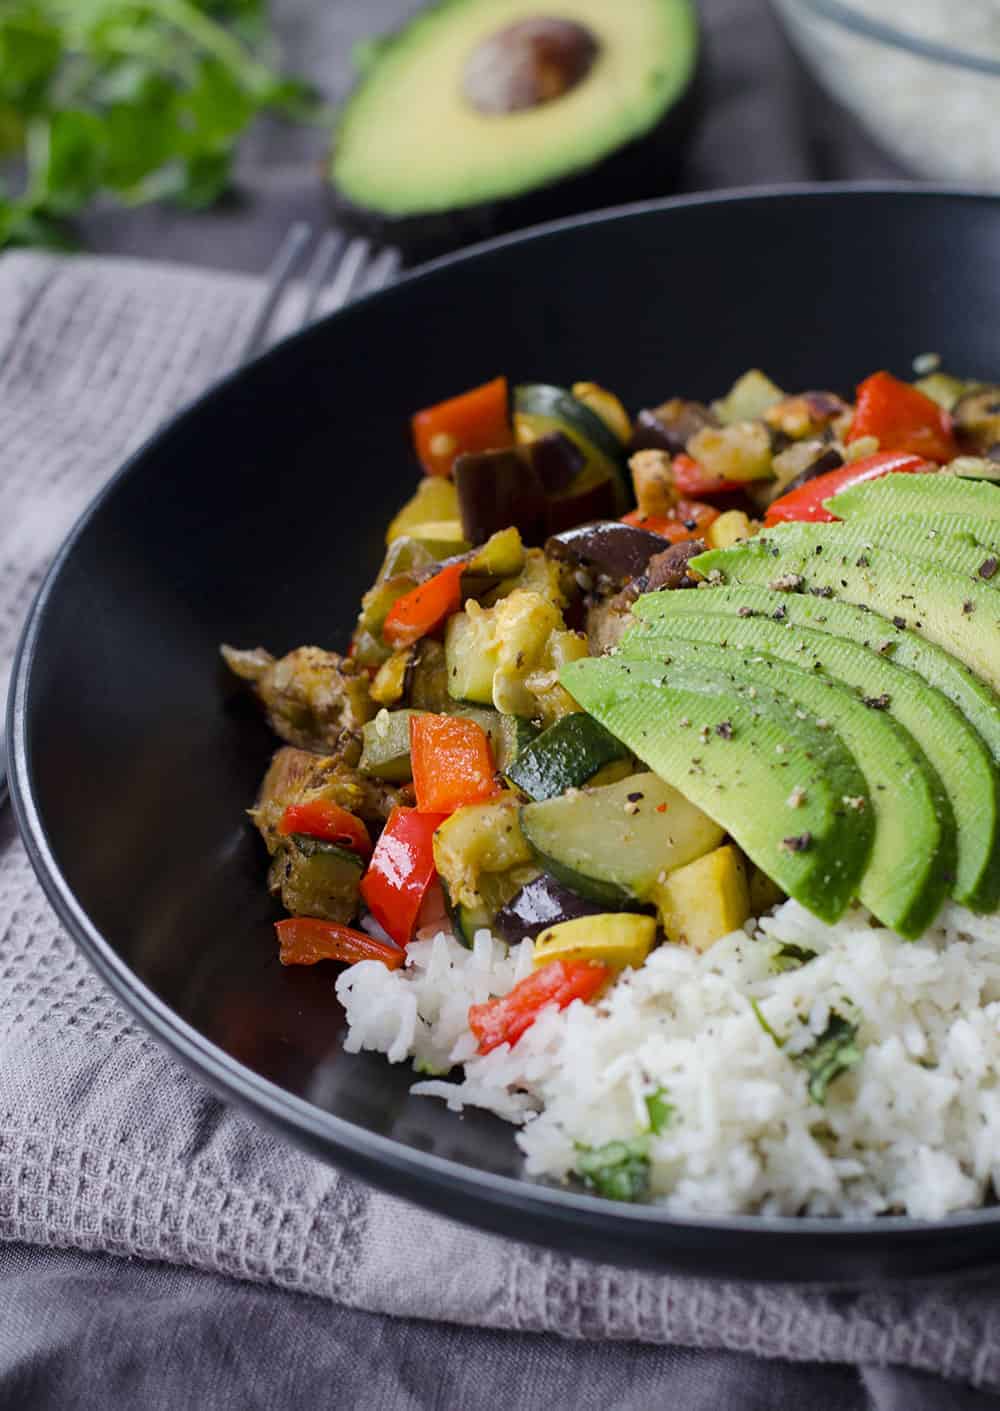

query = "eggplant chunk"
[629,399,718,457]
[454,448,547,546]
[493,873,613,944]
[222,644,374,752]
[268,835,363,924]
[251,744,409,854]
[546,521,669,585]
[610,540,705,612]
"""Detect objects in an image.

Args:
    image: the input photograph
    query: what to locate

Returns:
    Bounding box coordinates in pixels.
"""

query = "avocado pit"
[462,17,600,115]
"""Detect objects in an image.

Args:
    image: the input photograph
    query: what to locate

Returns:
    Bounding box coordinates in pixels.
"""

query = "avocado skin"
[328,14,704,260]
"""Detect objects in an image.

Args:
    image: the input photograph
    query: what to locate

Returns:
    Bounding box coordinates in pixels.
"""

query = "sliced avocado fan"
[560,653,874,925]
[331,0,699,239]
[629,593,997,912]
[826,472,1000,522]
[612,637,952,939]
[692,532,1000,693]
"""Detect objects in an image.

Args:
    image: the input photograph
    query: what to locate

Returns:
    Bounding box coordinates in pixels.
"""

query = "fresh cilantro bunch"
[0,0,319,250]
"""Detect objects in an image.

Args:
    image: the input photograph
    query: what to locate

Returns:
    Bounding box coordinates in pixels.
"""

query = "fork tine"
[324,236,372,312]
[299,230,345,330]
[361,245,403,296]
[241,221,312,364]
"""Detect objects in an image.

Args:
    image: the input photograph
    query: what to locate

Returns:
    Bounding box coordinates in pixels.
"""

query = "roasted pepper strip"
[468,959,611,1055]
[672,453,742,497]
[412,376,513,477]
[278,799,372,858]
[275,918,404,969]
[847,371,959,462]
[622,498,718,543]
[382,560,467,648]
[410,713,499,814]
[764,451,930,526]
[360,805,447,945]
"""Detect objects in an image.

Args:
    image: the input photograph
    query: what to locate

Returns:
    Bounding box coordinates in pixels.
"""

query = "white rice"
[335,901,1000,1218]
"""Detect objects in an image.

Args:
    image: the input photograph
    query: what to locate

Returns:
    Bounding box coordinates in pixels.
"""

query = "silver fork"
[241,224,402,362]
[0,226,401,815]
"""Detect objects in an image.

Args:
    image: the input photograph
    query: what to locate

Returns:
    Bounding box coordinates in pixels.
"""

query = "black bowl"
[10,186,1000,1283]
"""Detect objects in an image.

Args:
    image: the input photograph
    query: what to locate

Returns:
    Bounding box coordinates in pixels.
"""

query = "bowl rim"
[789,0,1000,78]
[10,180,1000,1251]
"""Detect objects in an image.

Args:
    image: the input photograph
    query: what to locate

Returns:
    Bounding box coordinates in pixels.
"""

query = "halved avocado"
[330,0,700,255]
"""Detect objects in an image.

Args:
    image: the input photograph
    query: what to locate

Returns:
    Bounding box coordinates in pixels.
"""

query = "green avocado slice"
[692,533,1000,693]
[331,0,698,234]
[764,513,1000,579]
[615,637,952,938]
[827,472,1000,522]
[560,654,873,924]
[627,593,996,911]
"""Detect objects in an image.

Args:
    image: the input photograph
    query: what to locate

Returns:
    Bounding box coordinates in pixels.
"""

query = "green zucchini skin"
[506,712,630,800]
[514,383,631,512]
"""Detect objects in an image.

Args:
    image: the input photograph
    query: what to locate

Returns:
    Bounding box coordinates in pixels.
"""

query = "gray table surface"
[9,3,979,1409]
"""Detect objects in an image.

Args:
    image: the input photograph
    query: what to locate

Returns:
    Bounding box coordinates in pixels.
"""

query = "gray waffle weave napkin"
[2,248,1000,1392]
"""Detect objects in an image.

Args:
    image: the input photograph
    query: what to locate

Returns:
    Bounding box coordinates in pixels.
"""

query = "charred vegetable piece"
[514,383,630,511]
[277,799,372,857]
[411,376,512,477]
[361,805,446,945]
[713,369,784,425]
[252,746,410,851]
[506,712,630,800]
[528,430,585,492]
[370,646,415,706]
[386,475,460,542]
[953,386,1000,454]
[493,872,611,944]
[276,917,404,969]
[269,834,364,924]
[532,912,656,971]
[383,561,467,648]
[468,959,610,1054]
[454,448,547,545]
[848,371,958,463]
[222,645,374,752]
[546,521,669,584]
[763,451,929,526]
[629,399,718,457]
[651,844,750,952]
[410,713,499,813]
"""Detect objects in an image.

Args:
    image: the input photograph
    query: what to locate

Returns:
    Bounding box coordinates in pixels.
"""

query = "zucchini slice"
[506,712,630,800]
[520,771,725,907]
[514,383,630,512]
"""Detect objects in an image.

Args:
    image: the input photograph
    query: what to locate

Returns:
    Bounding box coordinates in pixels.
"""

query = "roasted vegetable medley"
[224,361,1000,1056]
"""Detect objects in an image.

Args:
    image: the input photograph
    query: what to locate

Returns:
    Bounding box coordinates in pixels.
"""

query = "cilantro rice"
[336,901,1000,1217]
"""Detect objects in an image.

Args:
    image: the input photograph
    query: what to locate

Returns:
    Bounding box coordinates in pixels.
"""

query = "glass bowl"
[771,0,1000,186]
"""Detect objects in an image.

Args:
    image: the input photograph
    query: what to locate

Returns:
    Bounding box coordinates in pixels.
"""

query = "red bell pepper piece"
[672,453,742,497]
[360,805,447,945]
[277,799,372,858]
[847,371,958,463]
[764,451,930,526]
[622,498,718,543]
[468,959,611,1055]
[412,376,513,477]
[275,918,404,969]
[410,713,499,814]
[382,560,467,648]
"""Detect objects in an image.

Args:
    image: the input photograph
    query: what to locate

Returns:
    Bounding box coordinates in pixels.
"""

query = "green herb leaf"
[0,0,321,250]
[750,997,784,1047]
[770,941,817,974]
[574,1137,650,1203]
[644,1087,673,1135]
[798,1012,862,1104]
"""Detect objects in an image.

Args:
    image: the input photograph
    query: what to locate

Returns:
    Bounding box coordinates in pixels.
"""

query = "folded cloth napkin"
[2,249,1000,1394]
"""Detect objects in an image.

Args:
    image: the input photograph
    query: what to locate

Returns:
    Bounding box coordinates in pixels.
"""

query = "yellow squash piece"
[707,509,755,550]
[571,381,632,444]
[653,844,750,952]
[532,913,656,971]
[386,477,459,543]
